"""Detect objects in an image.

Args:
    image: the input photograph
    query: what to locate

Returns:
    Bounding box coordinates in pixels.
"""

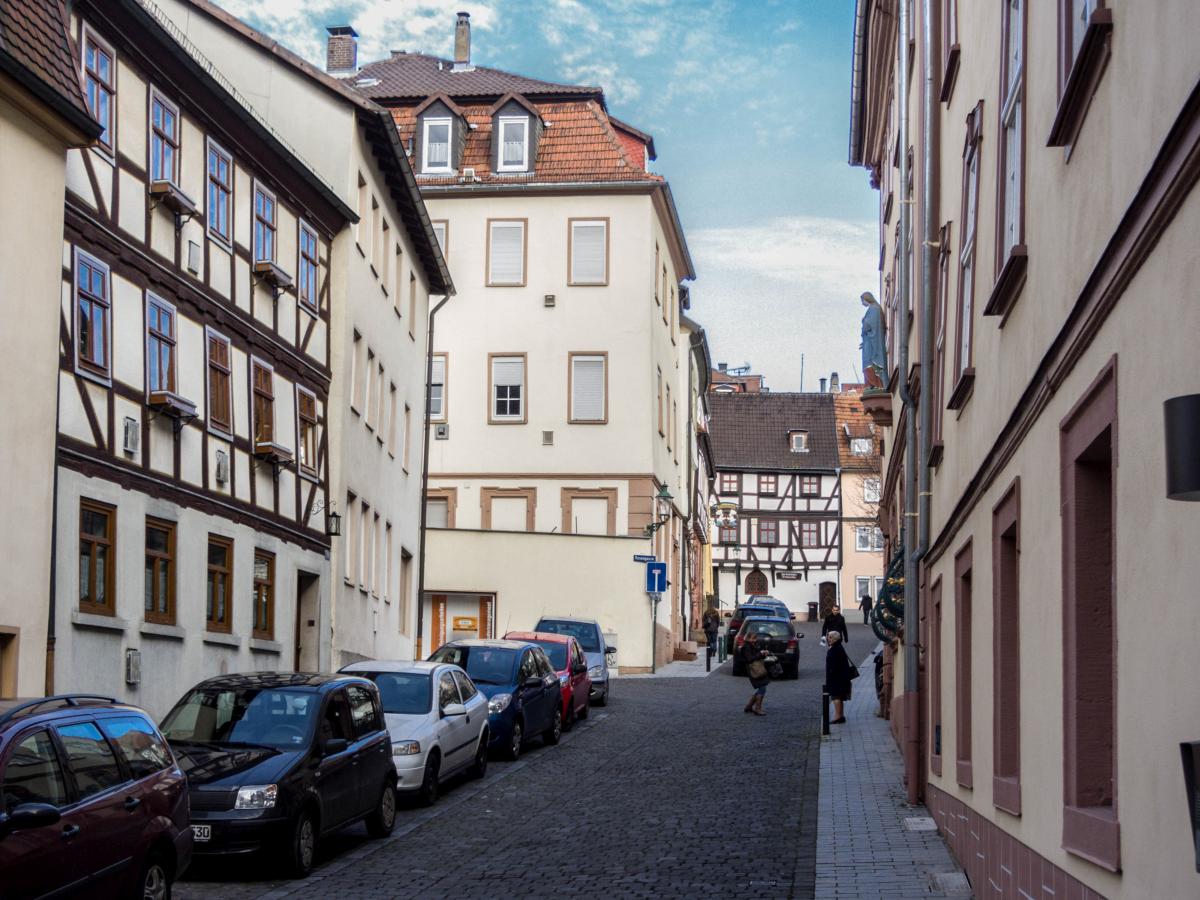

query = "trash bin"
[807,601,818,622]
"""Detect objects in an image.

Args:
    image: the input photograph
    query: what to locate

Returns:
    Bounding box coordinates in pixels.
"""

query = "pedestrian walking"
[859,593,873,625]
[825,631,855,724]
[739,630,770,717]
[702,607,720,647]
[822,604,849,645]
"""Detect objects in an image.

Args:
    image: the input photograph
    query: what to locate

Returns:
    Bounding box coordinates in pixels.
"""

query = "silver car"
[533,617,616,707]
[340,661,490,805]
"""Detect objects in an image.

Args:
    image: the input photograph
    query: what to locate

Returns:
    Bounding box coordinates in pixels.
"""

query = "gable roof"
[707,393,839,473]
[833,391,881,470]
[356,53,601,103]
[0,0,102,139]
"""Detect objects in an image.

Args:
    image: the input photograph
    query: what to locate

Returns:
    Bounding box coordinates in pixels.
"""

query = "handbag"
[766,659,784,679]
[748,659,767,680]
[848,663,861,680]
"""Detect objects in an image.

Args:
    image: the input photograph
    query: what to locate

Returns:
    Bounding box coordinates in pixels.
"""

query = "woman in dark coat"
[739,630,770,716]
[825,631,853,724]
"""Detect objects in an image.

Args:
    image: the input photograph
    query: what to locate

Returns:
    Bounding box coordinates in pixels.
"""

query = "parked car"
[0,693,192,899]
[532,617,616,706]
[339,661,489,805]
[503,632,591,730]
[725,604,788,654]
[428,640,561,760]
[730,617,804,679]
[747,595,795,620]
[159,673,396,878]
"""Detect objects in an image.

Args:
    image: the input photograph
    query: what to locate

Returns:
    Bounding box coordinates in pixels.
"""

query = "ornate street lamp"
[643,485,674,536]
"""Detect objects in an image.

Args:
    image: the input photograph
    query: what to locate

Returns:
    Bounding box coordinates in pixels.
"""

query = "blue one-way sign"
[645,561,668,593]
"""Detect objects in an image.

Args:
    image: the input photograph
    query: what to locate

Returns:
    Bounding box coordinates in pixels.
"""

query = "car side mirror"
[605,645,617,655]
[524,676,543,689]
[573,663,587,674]
[441,702,466,717]
[0,803,61,838]
[323,737,349,756]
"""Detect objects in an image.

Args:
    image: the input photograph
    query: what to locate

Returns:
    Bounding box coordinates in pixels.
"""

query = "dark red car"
[0,694,192,899]
[504,632,591,730]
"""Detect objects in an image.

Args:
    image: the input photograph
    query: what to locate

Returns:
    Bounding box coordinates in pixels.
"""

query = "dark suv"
[160,673,397,878]
[0,694,192,899]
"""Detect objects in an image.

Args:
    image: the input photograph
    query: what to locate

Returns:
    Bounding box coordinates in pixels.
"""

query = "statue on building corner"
[860,291,887,390]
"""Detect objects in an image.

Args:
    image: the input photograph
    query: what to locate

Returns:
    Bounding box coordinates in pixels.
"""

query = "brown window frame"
[206,329,233,436]
[144,517,176,626]
[253,182,277,264]
[759,474,777,496]
[145,293,176,397]
[653,243,660,304]
[79,499,116,616]
[800,475,820,497]
[800,521,819,548]
[949,103,983,410]
[296,387,318,478]
[429,353,448,423]
[206,535,233,633]
[718,523,738,546]
[656,368,664,435]
[148,87,180,186]
[251,358,275,446]
[252,550,275,641]
[409,272,417,339]
[567,217,610,286]
[992,478,1022,815]
[485,218,528,287]
[74,249,111,382]
[298,221,320,314]
[940,0,961,102]
[488,353,527,424]
[954,539,974,789]
[757,519,778,547]
[930,578,944,775]
[929,223,951,465]
[718,473,740,496]
[82,27,115,153]
[206,138,233,247]
[1049,0,1113,147]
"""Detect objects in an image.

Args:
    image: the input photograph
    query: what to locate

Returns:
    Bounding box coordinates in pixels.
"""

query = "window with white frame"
[429,354,447,421]
[856,526,885,551]
[864,478,881,504]
[491,356,525,421]
[431,220,448,257]
[487,220,525,285]
[856,576,872,600]
[422,118,452,173]
[851,437,872,455]
[570,354,606,422]
[1000,0,1025,260]
[497,116,529,171]
[789,431,809,453]
[569,219,608,285]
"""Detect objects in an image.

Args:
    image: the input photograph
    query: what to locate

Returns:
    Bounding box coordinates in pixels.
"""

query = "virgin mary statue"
[860,292,887,389]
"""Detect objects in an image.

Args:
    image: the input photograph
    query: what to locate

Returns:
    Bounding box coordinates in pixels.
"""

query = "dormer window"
[789,431,809,453]
[851,437,872,455]
[497,116,529,171]
[422,117,452,173]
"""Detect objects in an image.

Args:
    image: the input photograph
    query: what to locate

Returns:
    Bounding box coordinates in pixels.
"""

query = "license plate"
[192,825,211,842]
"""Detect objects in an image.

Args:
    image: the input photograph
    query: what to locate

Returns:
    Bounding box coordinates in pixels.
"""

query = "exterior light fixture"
[1165,394,1200,500]
[643,485,675,537]
[326,508,342,537]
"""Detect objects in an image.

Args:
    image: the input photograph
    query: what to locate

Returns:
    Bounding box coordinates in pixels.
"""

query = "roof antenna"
[799,353,805,392]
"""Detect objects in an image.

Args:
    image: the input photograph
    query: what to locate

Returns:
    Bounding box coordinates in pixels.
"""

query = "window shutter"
[571,222,606,284]
[489,222,524,284]
[429,356,446,417]
[493,357,523,388]
[571,356,605,421]
[426,499,449,529]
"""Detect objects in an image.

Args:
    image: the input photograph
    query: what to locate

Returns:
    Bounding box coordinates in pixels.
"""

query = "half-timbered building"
[707,393,841,615]
[55,0,354,715]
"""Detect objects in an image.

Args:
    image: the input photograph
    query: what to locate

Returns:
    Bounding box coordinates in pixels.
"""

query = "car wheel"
[504,720,523,761]
[468,733,489,779]
[365,779,397,838]
[544,707,562,746]
[593,686,608,708]
[140,852,171,900]
[418,754,440,807]
[788,666,801,680]
[284,807,318,878]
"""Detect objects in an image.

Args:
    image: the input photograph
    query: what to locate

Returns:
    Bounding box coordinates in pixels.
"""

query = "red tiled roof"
[355,53,601,102]
[390,98,662,186]
[833,393,882,470]
[0,0,97,132]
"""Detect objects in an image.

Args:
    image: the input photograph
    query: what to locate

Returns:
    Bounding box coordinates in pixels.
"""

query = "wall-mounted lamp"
[310,499,341,537]
[1164,394,1200,501]
[643,485,674,537]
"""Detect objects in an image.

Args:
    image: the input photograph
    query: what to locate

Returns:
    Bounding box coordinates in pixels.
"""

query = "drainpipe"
[895,0,922,805]
[415,292,451,657]
[912,0,940,805]
[45,388,62,695]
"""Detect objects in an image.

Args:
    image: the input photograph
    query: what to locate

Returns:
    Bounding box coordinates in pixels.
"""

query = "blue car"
[428,640,562,761]
[534,617,616,707]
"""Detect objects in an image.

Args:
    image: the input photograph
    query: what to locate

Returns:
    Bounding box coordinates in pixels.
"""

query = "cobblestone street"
[178,622,834,899]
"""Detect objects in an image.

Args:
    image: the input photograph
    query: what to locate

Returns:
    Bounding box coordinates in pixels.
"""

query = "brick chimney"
[453,12,472,71]
[326,26,358,77]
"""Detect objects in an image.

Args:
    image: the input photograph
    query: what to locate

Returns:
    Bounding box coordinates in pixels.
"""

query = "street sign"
[645,561,668,593]
[632,554,657,563]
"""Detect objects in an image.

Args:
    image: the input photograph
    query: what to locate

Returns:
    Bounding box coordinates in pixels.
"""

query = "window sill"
[940,45,961,103]
[140,622,184,641]
[208,232,233,255]
[927,440,945,468]
[946,368,975,411]
[993,775,1021,816]
[983,246,1028,319]
[299,301,319,319]
[76,364,113,389]
[1062,804,1120,872]
[1048,9,1114,148]
[202,631,241,649]
[72,610,127,633]
[250,638,282,654]
[956,759,973,789]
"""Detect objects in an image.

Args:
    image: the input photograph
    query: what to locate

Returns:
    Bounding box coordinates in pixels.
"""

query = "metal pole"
[651,596,658,674]
[822,685,831,736]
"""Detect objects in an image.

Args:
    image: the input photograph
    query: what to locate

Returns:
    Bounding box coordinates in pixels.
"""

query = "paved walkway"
[815,646,971,899]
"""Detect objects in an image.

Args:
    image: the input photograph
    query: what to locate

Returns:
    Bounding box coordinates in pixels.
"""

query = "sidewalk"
[815,646,971,899]
[618,649,723,678]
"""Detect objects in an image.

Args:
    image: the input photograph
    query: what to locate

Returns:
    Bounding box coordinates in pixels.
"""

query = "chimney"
[326,26,358,77]
[819,377,827,393]
[718,362,728,373]
[830,371,840,393]
[453,12,472,71]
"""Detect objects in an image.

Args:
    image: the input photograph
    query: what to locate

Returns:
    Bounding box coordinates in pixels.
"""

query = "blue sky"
[221,0,879,391]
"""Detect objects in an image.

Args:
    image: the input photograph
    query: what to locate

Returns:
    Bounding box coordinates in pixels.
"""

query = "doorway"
[427,593,496,651]
[818,581,837,619]
[0,629,17,698]
[294,572,320,672]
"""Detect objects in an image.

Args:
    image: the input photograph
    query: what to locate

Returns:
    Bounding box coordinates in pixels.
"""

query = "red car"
[504,632,591,730]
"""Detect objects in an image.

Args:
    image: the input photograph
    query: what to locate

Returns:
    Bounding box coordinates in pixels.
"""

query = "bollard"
[822,684,831,736]
[706,640,714,672]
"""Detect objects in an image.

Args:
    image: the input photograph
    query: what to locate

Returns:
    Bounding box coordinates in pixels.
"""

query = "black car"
[725,604,787,654]
[0,694,192,899]
[160,673,397,878]
[730,617,804,679]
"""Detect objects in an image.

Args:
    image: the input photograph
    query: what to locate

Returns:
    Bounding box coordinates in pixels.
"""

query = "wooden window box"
[147,390,197,420]
[253,440,294,465]
[253,260,294,291]
[861,389,894,427]
[149,179,199,218]
[983,246,1028,319]
[1048,9,1114,148]
[946,368,975,411]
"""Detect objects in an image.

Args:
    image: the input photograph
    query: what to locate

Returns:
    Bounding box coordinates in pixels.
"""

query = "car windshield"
[429,646,517,685]
[735,607,776,619]
[741,619,792,639]
[535,620,601,652]
[357,672,432,715]
[534,641,569,670]
[160,687,317,750]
